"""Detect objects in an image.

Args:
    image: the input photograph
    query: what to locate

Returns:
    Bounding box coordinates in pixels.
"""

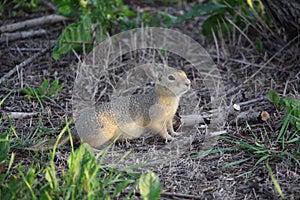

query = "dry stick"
[0,29,47,43]
[236,110,270,125]
[226,17,255,48]
[244,34,300,84]
[237,97,265,106]
[0,14,67,33]
[6,112,39,119]
[160,191,204,199]
[211,28,220,65]
[180,114,211,126]
[0,45,53,85]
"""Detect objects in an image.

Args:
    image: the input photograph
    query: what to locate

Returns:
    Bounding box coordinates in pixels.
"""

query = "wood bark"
[261,0,300,39]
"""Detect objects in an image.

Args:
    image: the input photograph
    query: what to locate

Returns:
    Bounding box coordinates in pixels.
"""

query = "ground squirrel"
[75,65,191,148]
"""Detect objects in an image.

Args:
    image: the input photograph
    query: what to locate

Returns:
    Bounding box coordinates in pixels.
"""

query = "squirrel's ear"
[135,63,156,80]
[157,73,163,82]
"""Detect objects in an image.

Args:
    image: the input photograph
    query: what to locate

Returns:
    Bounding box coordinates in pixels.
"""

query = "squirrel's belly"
[118,121,148,139]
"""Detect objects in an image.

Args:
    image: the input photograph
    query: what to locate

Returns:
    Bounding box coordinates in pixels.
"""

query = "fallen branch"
[236,110,270,124]
[0,29,47,43]
[207,130,227,137]
[0,14,67,33]
[0,45,54,85]
[237,97,265,106]
[180,113,212,127]
[6,112,39,119]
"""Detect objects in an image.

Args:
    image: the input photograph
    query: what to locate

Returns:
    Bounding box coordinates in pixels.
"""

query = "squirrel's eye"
[168,74,176,81]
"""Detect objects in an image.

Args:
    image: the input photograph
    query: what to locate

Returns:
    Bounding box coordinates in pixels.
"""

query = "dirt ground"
[0,2,299,200]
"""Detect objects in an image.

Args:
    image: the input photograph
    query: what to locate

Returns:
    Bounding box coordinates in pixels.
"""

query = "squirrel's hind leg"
[167,120,181,136]
[156,123,174,142]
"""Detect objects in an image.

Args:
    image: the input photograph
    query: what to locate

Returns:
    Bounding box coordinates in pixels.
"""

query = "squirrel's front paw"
[163,133,174,142]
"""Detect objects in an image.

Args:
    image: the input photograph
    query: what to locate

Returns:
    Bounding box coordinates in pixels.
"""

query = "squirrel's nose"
[185,79,191,87]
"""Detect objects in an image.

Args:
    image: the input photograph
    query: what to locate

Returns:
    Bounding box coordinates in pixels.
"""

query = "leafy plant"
[218,92,300,178]
[139,171,162,200]
[0,119,162,199]
[52,0,177,60]
[269,91,300,143]
[175,0,267,38]
[0,0,8,18]
[21,78,64,99]
[13,0,41,10]
[52,0,135,60]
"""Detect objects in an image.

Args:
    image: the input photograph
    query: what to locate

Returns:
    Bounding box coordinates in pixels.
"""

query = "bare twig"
[5,112,39,119]
[212,28,220,65]
[180,114,212,126]
[0,14,67,33]
[237,97,265,106]
[0,29,46,43]
[0,45,54,85]
[160,191,204,199]
[207,130,227,137]
[225,17,255,48]
[9,48,43,51]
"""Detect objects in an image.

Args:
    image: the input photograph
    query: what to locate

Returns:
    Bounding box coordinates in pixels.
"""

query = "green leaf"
[202,14,232,38]
[52,0,80,17]
[255,37,263,52]
[47,79,64,97]
[179,2,227,22]
[52,15,93,61]
[20,86,34,98]
[139,171,161,200]
[122,5,136,17]
[0,133,9,163]
[113,179,132,197]
[162,12,178,27]
[38,79,50,96]
[296,121,300,131]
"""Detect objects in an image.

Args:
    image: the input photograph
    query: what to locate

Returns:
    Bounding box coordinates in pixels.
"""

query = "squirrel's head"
[155,67,191,97]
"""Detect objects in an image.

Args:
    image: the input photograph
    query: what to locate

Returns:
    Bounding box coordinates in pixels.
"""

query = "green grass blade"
[223,157,252,168]
[0,133,9,163]
[254,154,270,167]
[266,162,284,199]
[32,89,44,112]
[0,90,12,107]
[190,147,235,158]
[277,114,290,143]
